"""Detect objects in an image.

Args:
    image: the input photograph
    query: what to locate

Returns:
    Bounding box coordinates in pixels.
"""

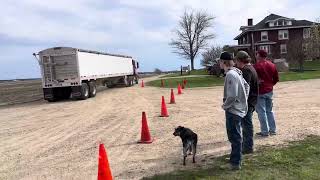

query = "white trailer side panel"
[77,51,134,79]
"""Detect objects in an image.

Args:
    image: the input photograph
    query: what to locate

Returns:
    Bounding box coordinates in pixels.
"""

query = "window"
[269,22,274,27]
[261,31,268,41]
[280,44,287,54]
[259,45,270,54]
[243,37,246,44]
[275,20,284,26]
[303,28,311,39]
[302,43,308,53]
[284,21,292,26]
[279,30,289,40]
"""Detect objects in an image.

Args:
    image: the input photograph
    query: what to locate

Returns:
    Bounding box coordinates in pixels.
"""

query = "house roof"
[234,14,315,40]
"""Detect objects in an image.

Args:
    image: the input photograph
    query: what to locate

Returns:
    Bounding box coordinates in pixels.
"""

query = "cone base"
[138,138,154,144]
[159,115,169,117]
[169,102,176,104]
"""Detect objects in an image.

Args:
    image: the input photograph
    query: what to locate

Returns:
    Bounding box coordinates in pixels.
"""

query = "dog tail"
[194,134,198,146]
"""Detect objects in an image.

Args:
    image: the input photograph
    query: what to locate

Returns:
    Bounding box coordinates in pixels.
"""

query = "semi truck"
[33,47,139,102]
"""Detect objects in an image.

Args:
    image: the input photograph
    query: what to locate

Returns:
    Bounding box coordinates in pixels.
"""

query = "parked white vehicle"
[33,47,139,102]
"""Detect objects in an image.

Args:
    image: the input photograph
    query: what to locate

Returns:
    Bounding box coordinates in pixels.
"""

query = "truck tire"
[47,98,57,102]
[124,76,130,87]
[44,88,57,102]
[107,83,116,88]
[89,81,97,98]
[79,83,89,100]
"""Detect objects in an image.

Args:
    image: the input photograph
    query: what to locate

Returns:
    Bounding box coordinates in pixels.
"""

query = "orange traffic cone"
[161,79,164,88]
[138,112,153,143]
[183,79,187,86]
[160,96,169,117]
[169,89,175,104]
[141,80,144,88]
[97,144,113,180]
[178,84,182,95]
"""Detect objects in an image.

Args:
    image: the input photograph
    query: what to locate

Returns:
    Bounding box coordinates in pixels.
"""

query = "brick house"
[232,14,315,61]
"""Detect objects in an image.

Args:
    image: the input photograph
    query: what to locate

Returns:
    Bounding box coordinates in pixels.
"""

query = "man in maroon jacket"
[254,50,279,137]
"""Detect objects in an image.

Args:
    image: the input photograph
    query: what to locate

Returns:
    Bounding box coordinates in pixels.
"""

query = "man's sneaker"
[256,132,269,137]
[242,149,254,155]
[219,164,241,171]
[230,164,241,171]
[269,131,277,136]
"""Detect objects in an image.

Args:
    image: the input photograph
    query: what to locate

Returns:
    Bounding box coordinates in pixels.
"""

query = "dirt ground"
[0,77,320,180]
[0,80,42,106]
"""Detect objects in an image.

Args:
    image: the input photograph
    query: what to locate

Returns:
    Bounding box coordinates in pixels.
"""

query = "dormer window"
[261,31,268,41]
[276,20,284,26]
[269,22,274,27]
[273,19,292,26]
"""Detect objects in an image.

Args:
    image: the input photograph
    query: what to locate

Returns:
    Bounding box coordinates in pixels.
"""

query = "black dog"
[173,126,198,165]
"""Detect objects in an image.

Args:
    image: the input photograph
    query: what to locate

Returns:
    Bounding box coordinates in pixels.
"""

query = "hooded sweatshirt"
[222,67,250,118]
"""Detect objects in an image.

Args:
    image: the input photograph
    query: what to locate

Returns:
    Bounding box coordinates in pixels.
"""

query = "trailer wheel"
[79,83,89,100]
[124,76,130,87]
[106,83,116,88]
[47,98,57,102]
[89,81,97,98]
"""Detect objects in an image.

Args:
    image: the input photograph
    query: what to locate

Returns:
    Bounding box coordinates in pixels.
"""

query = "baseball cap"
[219,51,233,61]
[257,49,268,58]
[236,51,249,60]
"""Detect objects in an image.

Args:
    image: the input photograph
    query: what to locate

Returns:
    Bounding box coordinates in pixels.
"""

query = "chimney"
[248,18,253,26]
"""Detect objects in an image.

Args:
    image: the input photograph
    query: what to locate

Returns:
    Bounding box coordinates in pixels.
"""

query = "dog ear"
[176,126,184,130]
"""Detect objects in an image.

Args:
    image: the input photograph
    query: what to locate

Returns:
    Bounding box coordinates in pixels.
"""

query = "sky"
[0,0,319,79]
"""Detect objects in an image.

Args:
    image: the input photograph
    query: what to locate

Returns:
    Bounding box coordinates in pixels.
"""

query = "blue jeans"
[256,91,276,135]
[241,106,254,152]
[225,111,242,166]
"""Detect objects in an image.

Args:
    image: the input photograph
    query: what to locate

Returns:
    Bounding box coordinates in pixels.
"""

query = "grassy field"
[148,70,320,88]
[146,76,224,88]
[280,70,320,82]
[144,135,320,180]
[290,60,320,70]
[162,69,208,78]
[148,60,320,88]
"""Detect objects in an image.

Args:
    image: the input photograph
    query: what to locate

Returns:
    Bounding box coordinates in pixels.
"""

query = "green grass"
[280,70,320,82]
[143,135,320,180]
[146,76,224,88]
[290,60,320,70]
[148,70,320,88]
[162,69,208,78]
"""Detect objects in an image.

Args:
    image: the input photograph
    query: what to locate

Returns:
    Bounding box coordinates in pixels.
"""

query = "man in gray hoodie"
[220,52,249,170]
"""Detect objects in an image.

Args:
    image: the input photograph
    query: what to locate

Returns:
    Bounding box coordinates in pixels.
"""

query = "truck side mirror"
[137,62,139,69]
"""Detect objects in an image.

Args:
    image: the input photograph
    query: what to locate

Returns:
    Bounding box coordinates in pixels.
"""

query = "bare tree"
[170,10,215,70]
[306,17,320,60]
[287,38,305,71]
[201,46,222,67]
[154,68,162,74]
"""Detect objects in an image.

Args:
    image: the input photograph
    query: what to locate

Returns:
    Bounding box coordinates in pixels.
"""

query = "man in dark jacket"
[254,50,279,137]
[235,51,259,154]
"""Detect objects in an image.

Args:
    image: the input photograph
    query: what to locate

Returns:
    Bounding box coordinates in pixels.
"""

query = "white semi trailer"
[33,47,139,102]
